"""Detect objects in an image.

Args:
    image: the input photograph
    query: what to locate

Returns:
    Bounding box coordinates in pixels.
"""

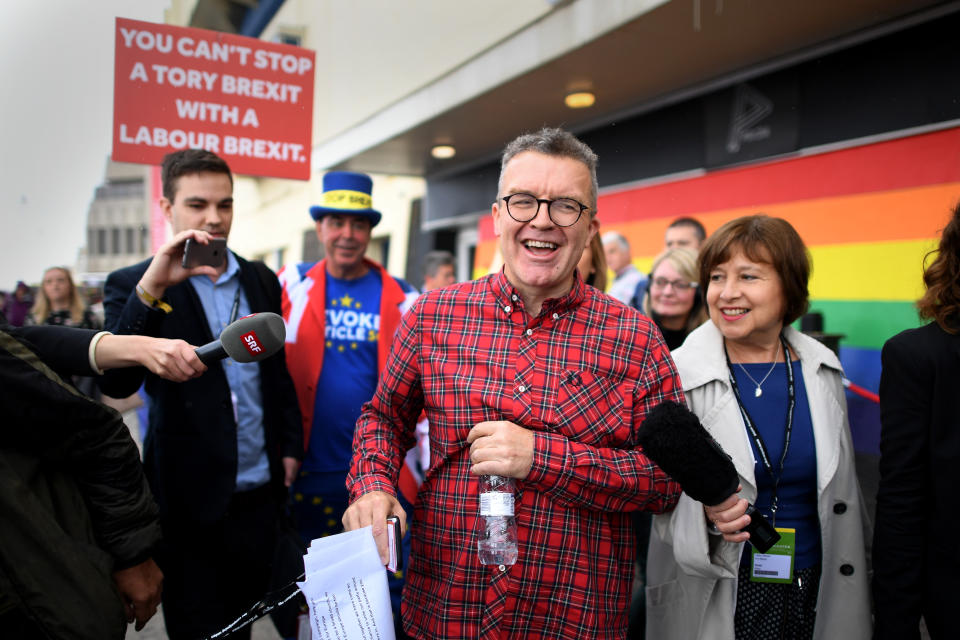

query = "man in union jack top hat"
[277,171,418,634]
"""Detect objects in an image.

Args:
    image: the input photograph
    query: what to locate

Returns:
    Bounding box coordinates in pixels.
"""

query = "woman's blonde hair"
[32,267,84,324]
[643,247,707,333]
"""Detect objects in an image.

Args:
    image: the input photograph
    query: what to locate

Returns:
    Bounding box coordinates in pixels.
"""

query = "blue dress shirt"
[190,251,270,491]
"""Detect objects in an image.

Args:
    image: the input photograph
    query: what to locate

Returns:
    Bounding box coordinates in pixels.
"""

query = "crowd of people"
[1,126,954,640]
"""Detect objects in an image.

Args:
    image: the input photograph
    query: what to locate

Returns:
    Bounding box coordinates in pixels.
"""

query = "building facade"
[112,0,959,469]
[79,159,154,283]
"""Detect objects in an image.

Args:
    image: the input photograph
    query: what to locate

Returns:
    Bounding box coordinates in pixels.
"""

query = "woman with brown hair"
[873,202,960,640]
[646,214,870,639]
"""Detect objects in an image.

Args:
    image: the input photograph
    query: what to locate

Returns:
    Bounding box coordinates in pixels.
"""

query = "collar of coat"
[673,321,843,393]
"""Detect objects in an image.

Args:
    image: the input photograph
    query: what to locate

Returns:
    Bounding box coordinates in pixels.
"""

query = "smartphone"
[386,515,402,573]
[182,238,227,269]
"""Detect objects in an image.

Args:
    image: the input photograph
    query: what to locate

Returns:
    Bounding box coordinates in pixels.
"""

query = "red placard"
[113,18,314,180]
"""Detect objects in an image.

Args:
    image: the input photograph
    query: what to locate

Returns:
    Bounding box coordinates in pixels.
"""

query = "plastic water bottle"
[477,475,518,566]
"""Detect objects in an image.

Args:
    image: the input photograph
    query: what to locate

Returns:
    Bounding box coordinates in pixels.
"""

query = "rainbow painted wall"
[474,126,960,453]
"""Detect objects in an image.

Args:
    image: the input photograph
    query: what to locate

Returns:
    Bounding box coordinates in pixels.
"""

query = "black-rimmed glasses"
[501,193,589,227]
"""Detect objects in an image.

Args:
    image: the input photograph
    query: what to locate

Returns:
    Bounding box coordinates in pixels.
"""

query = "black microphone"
[636,400,781,553]
[195,312,286,366]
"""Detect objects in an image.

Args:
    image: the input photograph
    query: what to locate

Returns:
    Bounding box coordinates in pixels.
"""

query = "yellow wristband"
[136,284,173,314]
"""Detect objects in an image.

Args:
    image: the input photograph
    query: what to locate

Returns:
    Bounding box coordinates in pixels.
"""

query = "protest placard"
[113,18,315,180]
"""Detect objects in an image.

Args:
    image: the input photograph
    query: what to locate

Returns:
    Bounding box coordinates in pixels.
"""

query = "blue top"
[734,359,821,570]
[190,251,270,491]
[303,269,382,473]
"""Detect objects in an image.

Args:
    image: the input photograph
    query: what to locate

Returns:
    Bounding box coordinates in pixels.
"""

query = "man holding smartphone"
[98,149,302,640]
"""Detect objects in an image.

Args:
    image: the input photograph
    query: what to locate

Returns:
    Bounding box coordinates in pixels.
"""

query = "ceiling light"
[431,144,456,159]
[564,91,595,109]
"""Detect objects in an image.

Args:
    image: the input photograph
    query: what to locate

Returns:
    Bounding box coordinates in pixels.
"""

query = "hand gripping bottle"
[477,475,518,566]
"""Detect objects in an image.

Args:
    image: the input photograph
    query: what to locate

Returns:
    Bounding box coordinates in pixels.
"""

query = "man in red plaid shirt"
[344,127,683,639]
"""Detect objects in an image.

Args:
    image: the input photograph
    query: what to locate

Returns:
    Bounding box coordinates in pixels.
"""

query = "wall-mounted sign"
[705,78,798,168]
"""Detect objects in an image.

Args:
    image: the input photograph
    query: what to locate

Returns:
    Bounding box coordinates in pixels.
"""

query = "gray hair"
[423,250,455,278]
[498,127,599,207]
[601,231,630,253]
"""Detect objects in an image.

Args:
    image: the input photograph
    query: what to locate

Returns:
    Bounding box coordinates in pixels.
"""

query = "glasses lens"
[505,194,538,221]
[549,199,583,227]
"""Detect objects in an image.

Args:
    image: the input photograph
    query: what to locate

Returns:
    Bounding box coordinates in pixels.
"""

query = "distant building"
[78,159,154,284]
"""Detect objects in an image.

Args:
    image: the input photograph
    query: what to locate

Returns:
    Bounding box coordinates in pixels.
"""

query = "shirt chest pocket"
[545,370,635,448]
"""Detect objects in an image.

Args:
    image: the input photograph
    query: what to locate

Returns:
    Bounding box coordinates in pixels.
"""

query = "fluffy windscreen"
[636,400,740,506]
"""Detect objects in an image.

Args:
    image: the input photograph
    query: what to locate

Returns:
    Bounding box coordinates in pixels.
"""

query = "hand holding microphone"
[92,333,205,381]
[636,400,781,552]
[195,312,286,366]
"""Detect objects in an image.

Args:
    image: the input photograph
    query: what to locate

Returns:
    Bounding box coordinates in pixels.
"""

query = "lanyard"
[228,282,242,325]
[724,333,795,526]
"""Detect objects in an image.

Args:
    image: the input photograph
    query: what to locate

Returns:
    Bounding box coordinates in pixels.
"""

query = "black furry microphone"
[637,400,781,553]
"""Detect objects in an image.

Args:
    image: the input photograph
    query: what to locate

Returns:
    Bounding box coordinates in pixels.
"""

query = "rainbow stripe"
[475,126,960,453]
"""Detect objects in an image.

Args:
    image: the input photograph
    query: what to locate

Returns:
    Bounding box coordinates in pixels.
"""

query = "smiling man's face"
[492,151,597,310]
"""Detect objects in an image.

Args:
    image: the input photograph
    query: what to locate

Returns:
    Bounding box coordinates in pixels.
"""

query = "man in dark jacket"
[0,323,205,638]
[99,149,302,639]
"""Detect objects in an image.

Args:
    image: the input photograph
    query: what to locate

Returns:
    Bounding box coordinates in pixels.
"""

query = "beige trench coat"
[646,323,872,639]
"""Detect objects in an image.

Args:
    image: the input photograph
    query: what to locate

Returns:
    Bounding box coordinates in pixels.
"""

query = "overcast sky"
[0,1,169,292]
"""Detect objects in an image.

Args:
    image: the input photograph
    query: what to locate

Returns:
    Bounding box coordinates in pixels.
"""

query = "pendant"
[754,386,763,398]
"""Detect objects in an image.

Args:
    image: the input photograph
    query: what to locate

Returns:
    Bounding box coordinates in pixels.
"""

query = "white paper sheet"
[297,526,395,640]
[303,527,371,574]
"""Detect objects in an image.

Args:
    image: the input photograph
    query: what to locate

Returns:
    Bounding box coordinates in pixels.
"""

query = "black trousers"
[159,484,278,640]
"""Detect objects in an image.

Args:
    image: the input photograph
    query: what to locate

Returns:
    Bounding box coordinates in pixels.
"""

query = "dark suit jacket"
[98,255,302,530]
[873,321,960,640]
[5,324,98,378]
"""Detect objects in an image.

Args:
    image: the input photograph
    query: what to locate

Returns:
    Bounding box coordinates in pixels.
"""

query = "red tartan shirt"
[347,271,683,640]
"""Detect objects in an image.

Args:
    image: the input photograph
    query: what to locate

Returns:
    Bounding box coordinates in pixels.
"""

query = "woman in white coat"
[646,215,871,640]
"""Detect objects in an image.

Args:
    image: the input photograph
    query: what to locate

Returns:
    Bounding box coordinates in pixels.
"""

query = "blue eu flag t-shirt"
[304,270,382,472]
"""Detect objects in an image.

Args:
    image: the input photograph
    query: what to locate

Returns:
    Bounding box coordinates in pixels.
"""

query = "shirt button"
[839,564,854,576]
[504,305,512,313]
[511,294,518,301]
[518,385,526,393]
[833,502,847,515]
[499,564,506,572]
[525,329,533,336]
[552,313,559,320]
